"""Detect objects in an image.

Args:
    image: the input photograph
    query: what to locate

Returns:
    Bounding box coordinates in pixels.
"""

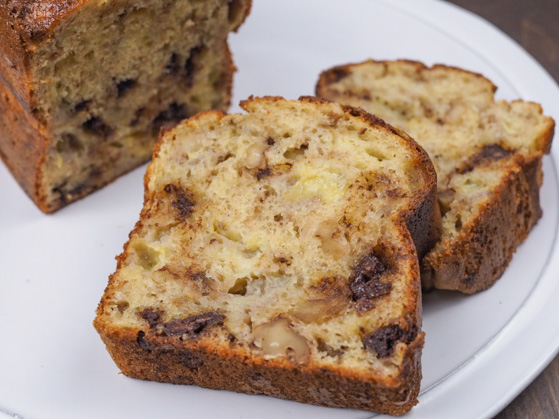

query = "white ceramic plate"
[1,1,558,418]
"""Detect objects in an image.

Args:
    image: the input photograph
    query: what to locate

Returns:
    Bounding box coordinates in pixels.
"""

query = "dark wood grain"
[447,0,559,82]
[496,357,559,419]
[445,2,559,418]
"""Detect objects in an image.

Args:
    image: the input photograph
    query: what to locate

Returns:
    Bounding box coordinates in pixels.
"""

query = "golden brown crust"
[94,322,424,415]
[0,78,46,207]
[0,1,87,114]
[229,0,252,32]
[0,0,252,114]
[316,59,555,294]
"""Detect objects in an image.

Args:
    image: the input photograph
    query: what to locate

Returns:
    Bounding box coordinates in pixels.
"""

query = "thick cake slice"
[94,97,441,415]
[317,60,555,293]
[0,0,251,213]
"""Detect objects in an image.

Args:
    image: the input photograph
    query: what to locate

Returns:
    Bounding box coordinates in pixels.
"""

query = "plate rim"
[1,1,558,418]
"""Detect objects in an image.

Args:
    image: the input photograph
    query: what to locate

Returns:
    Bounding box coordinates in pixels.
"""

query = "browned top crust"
[3,0,85,43]
[0,0,252,114]
[0,1,81,112]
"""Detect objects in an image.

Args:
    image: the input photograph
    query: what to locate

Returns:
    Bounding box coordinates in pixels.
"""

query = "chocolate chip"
[362,325,417,358]
[185,46,202,88]
[73,99,91,113]
[116,78,137,97]
[479,144,512,160]
[152,103,188,134]
[83,117,114,138]
[166,53,181,74]
[161,312,225,338]
[130,107,145,127]
[137,330,150,350]
[267,137,275,145]
[349,253,391,309]
[164,184,196,219]
[256,167,271,180]
[459,144,513,174]
[140,308,162,328]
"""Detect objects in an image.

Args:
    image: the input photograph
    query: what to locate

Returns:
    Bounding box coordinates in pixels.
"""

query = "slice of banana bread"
[0,0,251,213]
[94,96,441,415]
[317,60,555,293]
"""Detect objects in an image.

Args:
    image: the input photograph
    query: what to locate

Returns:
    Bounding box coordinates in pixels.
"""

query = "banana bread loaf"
[317,59,555,293]
[94,96,441,415]
[0,0,251,212]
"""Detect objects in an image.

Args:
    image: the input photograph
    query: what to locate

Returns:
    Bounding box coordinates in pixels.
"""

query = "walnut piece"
[252,318,309,363]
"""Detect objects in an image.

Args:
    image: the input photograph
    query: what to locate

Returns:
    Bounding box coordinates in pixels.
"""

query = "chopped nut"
[252,318,309,363]
[184,45,203,88]
[152,103,187,135]
[116,301,130,313]
[256,167,271,180]
[244,141,268,169]
[116,78,137,97]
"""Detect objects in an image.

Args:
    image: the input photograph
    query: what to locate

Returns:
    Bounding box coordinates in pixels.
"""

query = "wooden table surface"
[445,1,559,418]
